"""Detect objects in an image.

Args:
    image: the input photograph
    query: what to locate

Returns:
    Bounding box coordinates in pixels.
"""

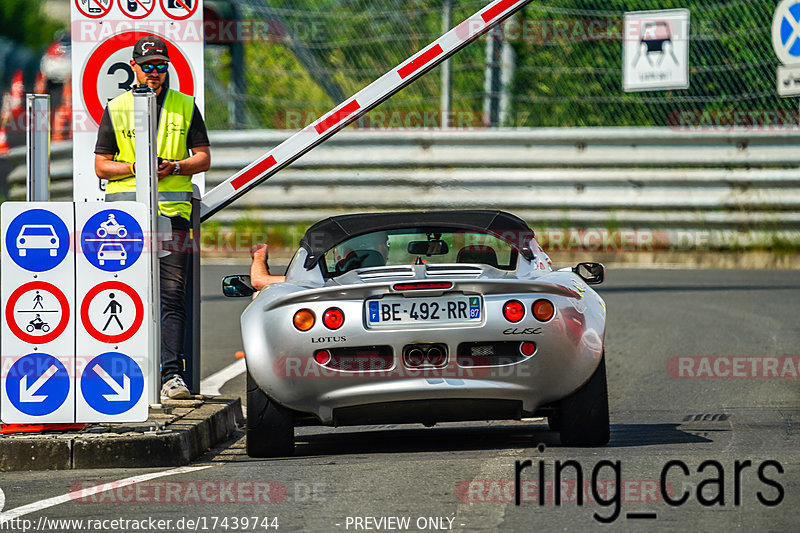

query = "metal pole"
[26,94,50,201]
[132,86,162,406]
[483,26,503,127]
[440,0,452,129]
[183,186,202,395]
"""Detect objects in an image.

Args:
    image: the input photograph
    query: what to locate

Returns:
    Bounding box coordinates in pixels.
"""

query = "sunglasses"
[140,63,169,73]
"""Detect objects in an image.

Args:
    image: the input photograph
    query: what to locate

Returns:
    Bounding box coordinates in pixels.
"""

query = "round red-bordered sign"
[118,0,157,19]
[75,0,113,19]
[159,0,199,21]
[81,281,144,344]
[81,31,196,126]
[6,282,71,344]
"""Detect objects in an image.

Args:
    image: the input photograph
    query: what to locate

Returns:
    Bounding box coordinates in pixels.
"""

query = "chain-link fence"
[202,0,794,131]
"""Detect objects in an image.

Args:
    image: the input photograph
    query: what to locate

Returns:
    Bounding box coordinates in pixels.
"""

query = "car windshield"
[101,244,125,252]
[321,229,518,277]
[22,226,55,236]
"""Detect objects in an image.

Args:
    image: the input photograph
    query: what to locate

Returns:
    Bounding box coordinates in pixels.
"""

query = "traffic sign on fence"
[773,0,800,65]
[622,9,690,92]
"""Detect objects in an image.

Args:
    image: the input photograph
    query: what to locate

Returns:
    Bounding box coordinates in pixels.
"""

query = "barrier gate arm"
[199,0,532,221]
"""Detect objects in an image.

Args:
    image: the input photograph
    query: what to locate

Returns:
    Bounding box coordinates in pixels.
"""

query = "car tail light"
[503,300,525,322]
[314,349,331,365]
[322,307,345,330]
[519,342,536,356]
[293,309,315,331]
[532,299,554,322]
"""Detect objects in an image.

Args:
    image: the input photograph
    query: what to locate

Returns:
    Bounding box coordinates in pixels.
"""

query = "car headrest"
[456,245,498,267]
[335,249,386,273]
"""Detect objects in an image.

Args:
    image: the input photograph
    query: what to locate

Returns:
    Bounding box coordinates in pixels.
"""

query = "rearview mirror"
[222,275,255,297]
[574,262,604,285]
[408,240,449,256]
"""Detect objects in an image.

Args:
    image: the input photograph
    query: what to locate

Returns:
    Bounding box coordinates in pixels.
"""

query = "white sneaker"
[160,375,190,400]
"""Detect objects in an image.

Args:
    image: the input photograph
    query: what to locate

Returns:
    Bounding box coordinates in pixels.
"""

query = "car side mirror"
[222,275,255,297]
[574,262,604,284]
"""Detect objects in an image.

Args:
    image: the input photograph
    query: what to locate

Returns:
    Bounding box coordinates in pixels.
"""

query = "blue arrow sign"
[5,209,71,272]
[6,354,70,416]
[80,209,144,272]
[80,352,144,415]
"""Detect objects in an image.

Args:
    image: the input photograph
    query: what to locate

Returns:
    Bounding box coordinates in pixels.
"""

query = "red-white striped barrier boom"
[200,0,533,221]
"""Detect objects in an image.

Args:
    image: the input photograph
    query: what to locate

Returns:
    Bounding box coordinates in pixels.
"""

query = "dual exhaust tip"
[403,343,447,368]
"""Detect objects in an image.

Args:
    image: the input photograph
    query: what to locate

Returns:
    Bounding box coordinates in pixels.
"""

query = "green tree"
[0,0,63,51]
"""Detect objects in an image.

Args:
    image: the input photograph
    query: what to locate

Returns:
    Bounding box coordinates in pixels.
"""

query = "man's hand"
[157,160,176,180]
[250,243,285,291]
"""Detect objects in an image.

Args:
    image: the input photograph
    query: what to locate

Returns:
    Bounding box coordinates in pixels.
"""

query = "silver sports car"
[223,210,609,456]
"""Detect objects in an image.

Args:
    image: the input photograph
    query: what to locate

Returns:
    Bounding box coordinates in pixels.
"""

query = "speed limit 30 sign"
[70,0,204,202]
[80,31,196,125]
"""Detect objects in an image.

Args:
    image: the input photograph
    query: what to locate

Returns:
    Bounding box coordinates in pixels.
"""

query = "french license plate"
[366,296,482,327]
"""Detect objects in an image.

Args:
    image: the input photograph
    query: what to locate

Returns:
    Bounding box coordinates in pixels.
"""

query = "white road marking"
[0,465,213,522]
[200,358,246,396]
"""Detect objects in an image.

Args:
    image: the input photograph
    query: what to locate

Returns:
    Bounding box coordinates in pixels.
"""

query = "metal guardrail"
[5,128,800,231]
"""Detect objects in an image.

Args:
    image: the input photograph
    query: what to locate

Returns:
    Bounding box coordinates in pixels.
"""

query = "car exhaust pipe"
[426,345,446,367]
[403,344,447,368]
[406,347,425,367]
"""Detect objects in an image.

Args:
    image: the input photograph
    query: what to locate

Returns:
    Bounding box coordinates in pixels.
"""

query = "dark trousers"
[160,216,191,384]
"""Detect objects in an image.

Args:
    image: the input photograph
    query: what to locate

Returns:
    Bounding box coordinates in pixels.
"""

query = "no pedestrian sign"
[81,281,144,343]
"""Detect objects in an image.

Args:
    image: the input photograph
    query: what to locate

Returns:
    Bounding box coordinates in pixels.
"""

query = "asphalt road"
[0,267,797,532]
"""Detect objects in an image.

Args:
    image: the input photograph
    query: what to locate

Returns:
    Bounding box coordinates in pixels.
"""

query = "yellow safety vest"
[105,89,195,220]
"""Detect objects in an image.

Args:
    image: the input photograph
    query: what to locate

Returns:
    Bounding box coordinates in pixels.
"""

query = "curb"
[0,397,243,471]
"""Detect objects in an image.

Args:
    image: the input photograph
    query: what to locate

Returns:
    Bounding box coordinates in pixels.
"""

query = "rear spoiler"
[262,279,580,312]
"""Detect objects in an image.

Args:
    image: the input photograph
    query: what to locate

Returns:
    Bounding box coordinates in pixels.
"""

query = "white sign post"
[75,202,150,422]
[772,0,800,97]
[1,203,75,423]
[622,9,690,92]
[70,0,205,202]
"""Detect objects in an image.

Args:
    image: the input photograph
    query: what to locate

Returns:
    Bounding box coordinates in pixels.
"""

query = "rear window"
[322,229,518,277]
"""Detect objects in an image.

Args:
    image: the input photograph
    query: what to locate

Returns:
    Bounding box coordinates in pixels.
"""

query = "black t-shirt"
[94,88,210,155]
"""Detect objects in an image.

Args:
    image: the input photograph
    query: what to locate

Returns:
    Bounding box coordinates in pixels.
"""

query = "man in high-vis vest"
[94,35,210,400]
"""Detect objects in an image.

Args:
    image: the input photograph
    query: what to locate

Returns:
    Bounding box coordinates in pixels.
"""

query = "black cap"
[132,36,170,64]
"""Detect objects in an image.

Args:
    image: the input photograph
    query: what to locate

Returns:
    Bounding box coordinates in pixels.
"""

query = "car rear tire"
[558,354,609,446]
[246,370,294,457]
[547,411,561,431]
